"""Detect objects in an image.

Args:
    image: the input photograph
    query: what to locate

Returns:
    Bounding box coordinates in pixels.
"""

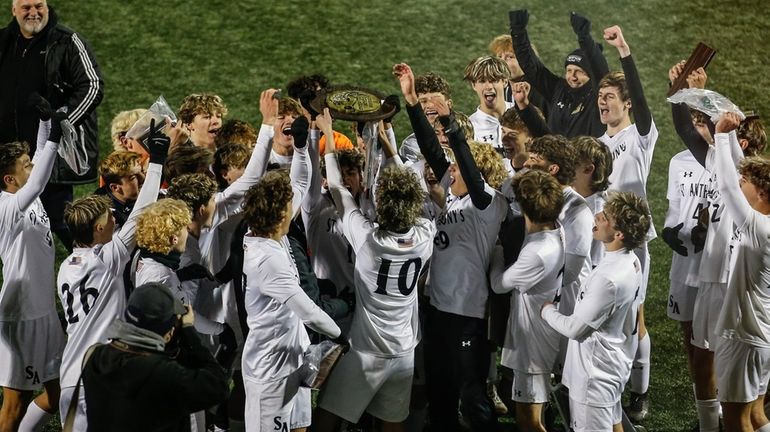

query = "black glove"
[48,111,68,144]
[331,333,350,352]
[662,223,688,256]
[570,12,592,40]
[691,223,707,254]
[176,263,216,282]
[215,323,238,370]
[27,93,52,121]
[290,116,310,149]
[145,118,171,165]
[382,94,401,124]
[508,9,529,35]
[298,89,319,120]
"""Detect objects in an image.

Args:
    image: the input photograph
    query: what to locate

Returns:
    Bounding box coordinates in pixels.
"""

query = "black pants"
[425,306,497,431]
[40,182,73,251]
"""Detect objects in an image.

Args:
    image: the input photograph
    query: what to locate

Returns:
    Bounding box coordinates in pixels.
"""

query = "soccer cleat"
[624,391,649,423]
[487,382,508,415]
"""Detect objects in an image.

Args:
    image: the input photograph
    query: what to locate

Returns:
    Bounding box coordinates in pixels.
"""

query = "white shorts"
[691,282,726,351]
[569,398,621,431]
[243,374,311,431]
[317,349,414,423]
[715,337,770,403]
[633,243,650,303]
[666,280,698,322]
[0,312,65,390]
[511,370,550,403]
[59,385,87,431]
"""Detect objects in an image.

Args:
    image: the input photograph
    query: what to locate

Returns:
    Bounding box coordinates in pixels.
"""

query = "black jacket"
[82,326,229,432]
[0,7,103,184]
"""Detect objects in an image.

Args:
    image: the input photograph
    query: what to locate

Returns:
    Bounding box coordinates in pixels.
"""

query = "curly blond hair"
[511,170,564,224]
[468,141,507,190]
[243,171,293,237]
[603,191,651,250]
[99,151,140,187]
[739,156,770,197]
[136,199,191,254]
[110,108,146,152]
[178,93,229,125]
[572,136,612,193]
[65,194,112,247]
[375,166,424,233]
[415,72,451,98]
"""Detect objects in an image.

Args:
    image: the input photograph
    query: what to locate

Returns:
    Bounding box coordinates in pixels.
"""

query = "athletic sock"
[754,423,770,432]
[228,419,246,432]
[630,332,651,394]
[18,401,54,432]
[695,399,720,432]
[487,351,498,383]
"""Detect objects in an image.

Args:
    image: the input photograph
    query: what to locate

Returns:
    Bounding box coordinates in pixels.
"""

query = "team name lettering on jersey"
[611,143,627,160]
[436,209,465,225]
[273,416,288,431]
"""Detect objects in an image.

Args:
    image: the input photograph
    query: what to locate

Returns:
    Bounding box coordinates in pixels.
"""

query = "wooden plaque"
[667,42,716,97]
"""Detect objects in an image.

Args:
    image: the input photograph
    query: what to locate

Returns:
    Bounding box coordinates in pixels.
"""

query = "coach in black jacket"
[82,283,229,432]
[0,1,103,248]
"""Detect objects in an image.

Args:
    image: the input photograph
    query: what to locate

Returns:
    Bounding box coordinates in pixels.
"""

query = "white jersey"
[558,187,593,315]
[469,102,515,149]
[562,249,643,407]
[665,151,709,286]
[398,133,422,164]
[269,149,293,169]
[429,177,509,319]
[601,120,657,240]
[698,148,732,284]
[493,229,564,373]
[585,192,606,267]
[342,211,434,356]
[241,235,311,383]
[0,194,54,320]
[135,257,189,304]
[303,192,356,295]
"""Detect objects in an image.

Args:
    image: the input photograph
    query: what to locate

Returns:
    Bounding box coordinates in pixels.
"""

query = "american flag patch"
[397,237,414,248]
[69,256,82,265]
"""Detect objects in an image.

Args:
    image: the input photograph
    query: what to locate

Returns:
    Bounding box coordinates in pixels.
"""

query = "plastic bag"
[125,96,177,150]
[667,88,745,123]
[296,340,347,389]
[58,107,90,176]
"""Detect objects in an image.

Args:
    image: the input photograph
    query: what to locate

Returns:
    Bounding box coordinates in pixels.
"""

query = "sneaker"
[487,382,508,415]
[624,391,649,423]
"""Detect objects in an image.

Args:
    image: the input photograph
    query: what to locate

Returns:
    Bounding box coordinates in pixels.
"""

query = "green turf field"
[3,1,770,430]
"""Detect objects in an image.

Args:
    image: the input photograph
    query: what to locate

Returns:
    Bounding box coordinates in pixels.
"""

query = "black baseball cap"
[124,283,186,335]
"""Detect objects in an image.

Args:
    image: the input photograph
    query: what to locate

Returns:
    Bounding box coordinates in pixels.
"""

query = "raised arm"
[393,63,450,178]
[318,109,358,220]
[509,9,562,100]
[14,116,63,211]
[572,13,609,89]
[513,81,550,138]
[301,127,322,214]
[604,26,652,135]
[714,114,752,227]
[289,118,311,218]
[669,62,710,166]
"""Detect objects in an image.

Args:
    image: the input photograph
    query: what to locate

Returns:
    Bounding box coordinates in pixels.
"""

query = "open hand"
[259,89,280,125]
[393,63,418,105]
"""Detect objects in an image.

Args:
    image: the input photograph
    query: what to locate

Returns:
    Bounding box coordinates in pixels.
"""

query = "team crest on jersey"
[571,103,584,115]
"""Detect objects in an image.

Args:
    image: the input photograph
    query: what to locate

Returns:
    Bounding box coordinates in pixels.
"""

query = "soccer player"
[710,113,770,432]
[488,34,548,116]
[488,169,565,432]
[313,108,435,431]
[268,96,305,169]
[213,142,251,189]
[0,112,67,431]
[464,55,514,149]
[56,125,167,431]
[179,93,228,151]
[395,62,509,431]
[595,26,657,418]
[241,170,340,432]
[542,191,651,432]
[398,72,453,164]
[508,10,608,137]
[95,151,144,227]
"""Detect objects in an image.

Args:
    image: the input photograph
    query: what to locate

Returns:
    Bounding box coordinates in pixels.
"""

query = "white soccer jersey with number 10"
[563,249,642,407]
[343,214,435,357]
[665,151,709,286]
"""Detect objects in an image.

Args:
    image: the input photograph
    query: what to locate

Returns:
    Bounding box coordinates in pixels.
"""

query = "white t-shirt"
[562,249,642,407]
[492,229,564,373]
[343,211,434,356]
[601,121,658,240]
[429,179,509,319]
[241,235,311,383]
[469,102,515,149]
[665,150,709,286]
[558,187,593,315]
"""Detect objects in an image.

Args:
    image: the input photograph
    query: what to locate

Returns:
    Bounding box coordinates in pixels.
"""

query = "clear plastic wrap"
[125,96,178,150]
[667,88,745,122]
[296,340,347,389]
[58,112,90,175]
